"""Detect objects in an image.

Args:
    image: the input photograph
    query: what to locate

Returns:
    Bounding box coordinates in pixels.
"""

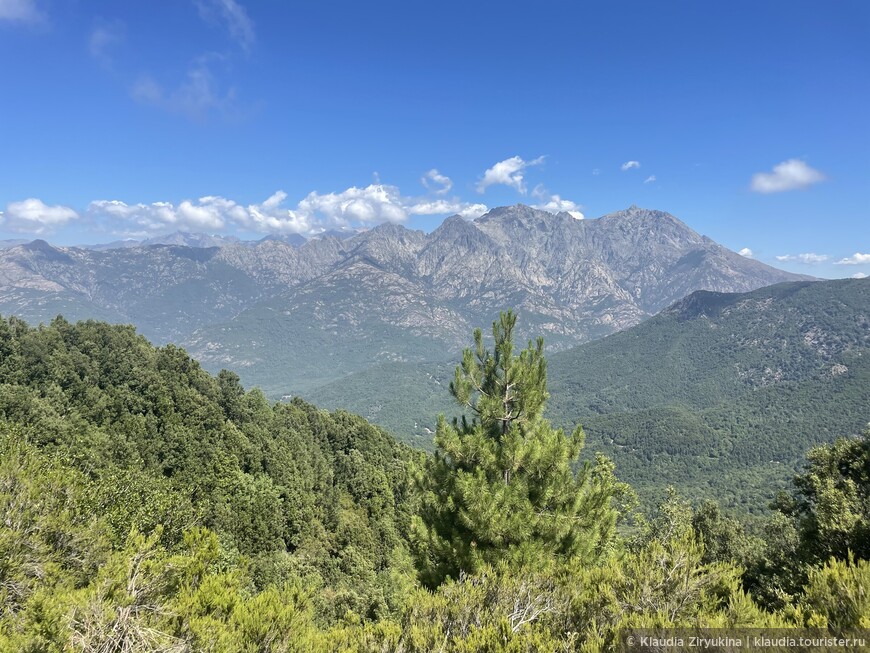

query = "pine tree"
[414,310,626,585]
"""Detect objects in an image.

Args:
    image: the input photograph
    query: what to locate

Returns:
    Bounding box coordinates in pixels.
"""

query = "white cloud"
[89,20,125,67]
[456,204,488,219]
[87,182,495,236]
[45,163,589,237]
[130,76,163,104]
[537,197,584,220]
[131,55,237,121]
[244,192,313,234]
[178,196,246,230]
[834,252,870,265]
[750,159,826,193]
[738,248,753,258]
[0,0,40,22]
[196,0,255,51]
[477,155,545,194]
[775,253,829,264]
[89,196,248,233]
[293,184,408,228]
[621,160,640,171]
[852,272,868,279]
[644,175,656,184]
[530,186,583,219]
[407,199,459,215]
[421,169,452,195]
[408,199,486,218]
[1,198,78,234]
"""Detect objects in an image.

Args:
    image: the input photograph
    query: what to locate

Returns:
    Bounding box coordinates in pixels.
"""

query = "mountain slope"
[0,205,809,394]
[308,278,870,511]
[186,205,808,393]
[546,278,870,509]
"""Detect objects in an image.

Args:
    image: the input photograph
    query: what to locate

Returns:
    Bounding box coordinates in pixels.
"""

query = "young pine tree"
[414,310,627,586]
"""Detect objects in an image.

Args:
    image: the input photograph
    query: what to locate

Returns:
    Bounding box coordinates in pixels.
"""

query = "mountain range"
[0,205,809,396]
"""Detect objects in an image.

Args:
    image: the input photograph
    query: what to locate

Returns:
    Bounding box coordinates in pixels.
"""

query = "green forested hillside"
[308,279,870,512]
[0,315,419,620]
[547,278,870,511]
[2,313,870,651]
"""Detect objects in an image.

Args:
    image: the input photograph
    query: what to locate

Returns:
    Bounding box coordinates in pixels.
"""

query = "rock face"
[0,205,811,393]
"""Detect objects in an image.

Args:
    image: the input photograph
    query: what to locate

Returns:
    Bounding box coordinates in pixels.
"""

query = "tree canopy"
[1,312,869,651]
[414,310,629,585]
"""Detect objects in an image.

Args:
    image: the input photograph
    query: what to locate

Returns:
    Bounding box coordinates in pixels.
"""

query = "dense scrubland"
[1,313,868,651]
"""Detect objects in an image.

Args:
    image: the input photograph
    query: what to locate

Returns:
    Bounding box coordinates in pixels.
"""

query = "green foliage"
[312,279,870,514]
[691,500,764,569]
[0,315,418,626]
[798,556,870,629]
[2,311,870,650]
[783,430,870,564]
[415,311,629,585]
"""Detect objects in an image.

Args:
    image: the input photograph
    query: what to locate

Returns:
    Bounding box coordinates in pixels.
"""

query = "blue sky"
[0,0,868,278]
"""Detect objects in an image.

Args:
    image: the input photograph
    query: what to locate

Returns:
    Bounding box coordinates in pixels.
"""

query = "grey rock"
[0,205,811,394]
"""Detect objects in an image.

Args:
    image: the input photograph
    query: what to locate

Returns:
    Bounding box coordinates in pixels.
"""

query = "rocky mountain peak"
[429,214,484,240]
[0,204,814,397]
[476,203,565,226]
[18,239,74,264]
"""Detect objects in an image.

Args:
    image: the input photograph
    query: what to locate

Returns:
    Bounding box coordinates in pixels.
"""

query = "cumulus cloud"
[536,196,584,220]
[621,161,640,171]
[89,196,245,233]
[421,169,452,195]
[853,272,868,279]
[456,204,489,219]
[750,159,825,193]
[131,55,237,121]
[291,184,409,228]
[87,181,496,236]
[738,248,753,258]
[531,185,583,219]
[1,198,78,234]
[244,191,313,234]
[834,252,870,265]
[271,184,492,229]
[775,253,829,264]
[0,0,40,22]
[197,0,255,51]
[92,193,317,236]
[40,162,586,237]
[644,175,656,184]
[477,155,545,194]
[409,199,487,218]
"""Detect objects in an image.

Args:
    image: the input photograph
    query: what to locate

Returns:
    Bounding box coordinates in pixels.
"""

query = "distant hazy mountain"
[0,239,31,249]
[84,238,143,251]
[313,228,359,241]
[0,205,809,394]
[308,278,870,511]
[140,231,242,248]
[258,233,308,247]
[82,231,242,250]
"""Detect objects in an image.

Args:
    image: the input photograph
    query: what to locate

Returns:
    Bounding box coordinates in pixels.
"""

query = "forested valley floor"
[1,314,868,652]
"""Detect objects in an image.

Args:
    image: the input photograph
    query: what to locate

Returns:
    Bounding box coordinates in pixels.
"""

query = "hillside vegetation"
[1,313,869,650]
[309,278,870,512]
